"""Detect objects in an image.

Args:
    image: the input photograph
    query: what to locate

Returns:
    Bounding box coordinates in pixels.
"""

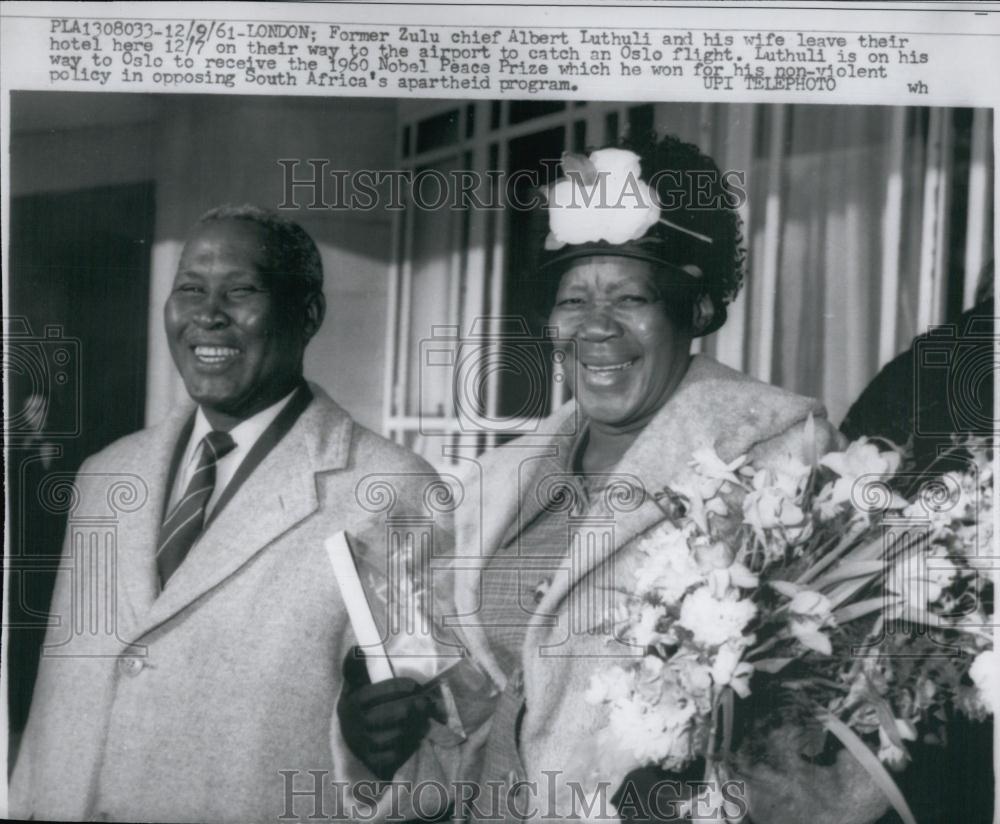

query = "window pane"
[509,101,565,126]
[401,125,411,159]
[628,104,655,139]
[499,125,566,419]
[605,111,620,144]
[416,110,459,154]
[405,156,461,416]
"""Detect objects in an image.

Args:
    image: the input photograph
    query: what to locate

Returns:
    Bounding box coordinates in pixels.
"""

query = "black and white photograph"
[2,3,998,823]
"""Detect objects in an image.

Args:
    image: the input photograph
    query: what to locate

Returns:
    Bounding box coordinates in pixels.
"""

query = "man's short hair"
[196,204,323,302]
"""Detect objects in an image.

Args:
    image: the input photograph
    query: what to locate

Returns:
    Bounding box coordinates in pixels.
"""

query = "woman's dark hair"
[529,132,747,336]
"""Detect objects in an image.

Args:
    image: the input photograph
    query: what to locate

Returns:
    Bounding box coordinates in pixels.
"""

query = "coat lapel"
[528,354,822,631]
[450,406,578,688]
[114,405,195,636]
[497,434,578,552]
[131,388,353,639]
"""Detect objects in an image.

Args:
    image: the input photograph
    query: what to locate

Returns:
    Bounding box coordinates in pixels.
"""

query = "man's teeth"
[194,345,239,363]
[583,360,636,373]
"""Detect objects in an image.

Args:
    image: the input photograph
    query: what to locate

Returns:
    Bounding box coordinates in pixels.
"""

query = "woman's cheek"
[548,312,577,340]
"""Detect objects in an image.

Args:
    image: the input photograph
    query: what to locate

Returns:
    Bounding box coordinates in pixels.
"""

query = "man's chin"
[180,376,243,412]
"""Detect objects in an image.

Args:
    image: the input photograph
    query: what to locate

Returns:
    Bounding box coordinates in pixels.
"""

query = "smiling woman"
[547,256,695,471]
[446,134,880,824]
[530,134,746,472]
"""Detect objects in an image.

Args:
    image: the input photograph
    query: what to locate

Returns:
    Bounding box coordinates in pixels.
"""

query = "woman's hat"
[536,145,734,336]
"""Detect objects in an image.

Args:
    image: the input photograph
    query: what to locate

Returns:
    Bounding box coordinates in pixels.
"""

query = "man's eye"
[555,296,585,307]
[175,283,202,294]
[227,286,262,298]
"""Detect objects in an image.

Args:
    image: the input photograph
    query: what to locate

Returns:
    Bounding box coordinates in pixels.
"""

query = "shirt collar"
[187,388,299,461]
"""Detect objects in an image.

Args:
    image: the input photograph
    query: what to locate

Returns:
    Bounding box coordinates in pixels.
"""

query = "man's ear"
[303,291,326,341]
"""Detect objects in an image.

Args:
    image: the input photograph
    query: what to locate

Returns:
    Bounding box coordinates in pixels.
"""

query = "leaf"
[834,596,890,624]
[561,151,597,186]
[791,624,832,655]
[751,657,795,673]
[803,412,818,468]
[770,580,800,599]
[789,590,832,617]
[826,571,883,611]
[811,559,883,589]
[796,520,870,585]
[816,710,918,824]
[721,687,734,758]
[808,533,889,591]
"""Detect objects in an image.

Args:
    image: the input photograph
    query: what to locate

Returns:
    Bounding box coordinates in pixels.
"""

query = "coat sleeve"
[747,408,846,469]
[7,455,96,818]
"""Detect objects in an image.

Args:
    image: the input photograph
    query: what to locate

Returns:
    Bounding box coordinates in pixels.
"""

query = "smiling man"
[167,217,313,425]
[10,206,453,823]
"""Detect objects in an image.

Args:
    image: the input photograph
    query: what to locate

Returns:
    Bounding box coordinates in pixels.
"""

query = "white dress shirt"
[166,389,298,518]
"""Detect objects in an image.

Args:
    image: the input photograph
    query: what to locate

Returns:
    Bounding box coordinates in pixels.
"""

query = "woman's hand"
[612,765,694,823]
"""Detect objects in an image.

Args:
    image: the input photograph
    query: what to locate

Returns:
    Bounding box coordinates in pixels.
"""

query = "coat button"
[118,656,144,676]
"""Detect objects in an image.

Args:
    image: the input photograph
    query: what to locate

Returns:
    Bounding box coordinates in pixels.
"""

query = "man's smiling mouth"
[193,345,240,365]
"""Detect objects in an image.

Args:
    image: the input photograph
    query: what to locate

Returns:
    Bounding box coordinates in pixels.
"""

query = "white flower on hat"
[546,149,661,247]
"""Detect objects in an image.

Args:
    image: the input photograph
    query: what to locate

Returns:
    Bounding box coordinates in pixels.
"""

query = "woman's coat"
[450,355,846,820]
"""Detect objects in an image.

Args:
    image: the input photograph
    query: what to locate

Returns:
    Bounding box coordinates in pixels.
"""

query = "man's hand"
[337,646,433,781]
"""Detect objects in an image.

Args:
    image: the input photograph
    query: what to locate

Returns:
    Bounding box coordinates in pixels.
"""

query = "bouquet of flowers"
[585,426,995,823]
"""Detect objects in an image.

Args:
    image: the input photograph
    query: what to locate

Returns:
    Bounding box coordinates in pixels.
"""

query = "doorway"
[5,182,155,761]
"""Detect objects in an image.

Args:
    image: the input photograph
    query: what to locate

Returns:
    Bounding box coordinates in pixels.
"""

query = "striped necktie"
[156,430,236,588]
